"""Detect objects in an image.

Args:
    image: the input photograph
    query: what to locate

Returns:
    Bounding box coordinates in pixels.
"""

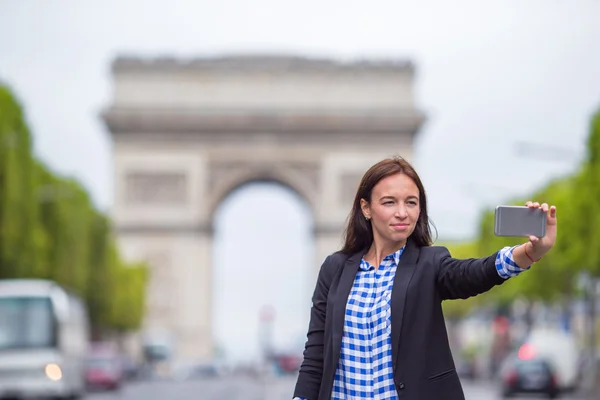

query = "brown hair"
[341,156,435,254]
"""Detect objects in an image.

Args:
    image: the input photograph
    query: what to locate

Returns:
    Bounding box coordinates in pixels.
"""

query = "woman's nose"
[396,207,408,218]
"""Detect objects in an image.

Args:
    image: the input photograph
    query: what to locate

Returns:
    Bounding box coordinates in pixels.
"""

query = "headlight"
[45,363,62,381]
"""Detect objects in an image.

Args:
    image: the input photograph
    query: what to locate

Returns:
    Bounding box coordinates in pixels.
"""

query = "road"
[86,375,589,400]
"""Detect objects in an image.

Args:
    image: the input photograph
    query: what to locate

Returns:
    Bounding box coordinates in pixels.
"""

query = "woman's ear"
[360,198,370,220]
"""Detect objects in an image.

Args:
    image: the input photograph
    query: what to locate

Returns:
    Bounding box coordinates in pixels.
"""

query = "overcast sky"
[1,0,599,362]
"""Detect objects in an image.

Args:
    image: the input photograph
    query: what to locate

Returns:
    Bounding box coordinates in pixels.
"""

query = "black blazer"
[293,239,506,400]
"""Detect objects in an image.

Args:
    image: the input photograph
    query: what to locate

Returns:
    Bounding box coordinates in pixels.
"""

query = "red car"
[85,353,124,391]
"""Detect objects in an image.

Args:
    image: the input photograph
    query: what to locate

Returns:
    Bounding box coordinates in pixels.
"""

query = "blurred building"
[101,55,425,361]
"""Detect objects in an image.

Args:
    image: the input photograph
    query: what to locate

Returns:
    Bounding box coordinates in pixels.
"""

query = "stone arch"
[207,164,318,228]
[104,54,424,362]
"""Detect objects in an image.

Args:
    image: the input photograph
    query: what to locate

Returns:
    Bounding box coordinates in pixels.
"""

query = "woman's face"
[361,173,421,249]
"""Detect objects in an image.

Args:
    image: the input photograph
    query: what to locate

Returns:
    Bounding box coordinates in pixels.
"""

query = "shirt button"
[398,383,405,390]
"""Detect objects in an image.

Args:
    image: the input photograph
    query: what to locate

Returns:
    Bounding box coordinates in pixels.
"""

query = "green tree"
[0,83,148,336]
[461,105,600,327]
[0,85,47,278]
[573,109,600,277]
[36,166,95,296]
[85,213,113,337]
[468,174,579,304]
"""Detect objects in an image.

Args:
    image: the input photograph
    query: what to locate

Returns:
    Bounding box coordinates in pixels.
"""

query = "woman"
[293,156,557,400]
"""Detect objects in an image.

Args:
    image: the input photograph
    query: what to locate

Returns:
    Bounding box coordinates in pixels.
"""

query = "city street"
[86,375,588,400]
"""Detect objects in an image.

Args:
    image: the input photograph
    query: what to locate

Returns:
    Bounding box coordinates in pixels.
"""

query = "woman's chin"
[383,235,409,246]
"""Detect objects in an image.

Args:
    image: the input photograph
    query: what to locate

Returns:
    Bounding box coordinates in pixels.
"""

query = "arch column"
[111,150,215,362]
[174,228,214,361]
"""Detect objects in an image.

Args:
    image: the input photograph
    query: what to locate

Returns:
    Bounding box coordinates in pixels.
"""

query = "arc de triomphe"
[102,55,425,361]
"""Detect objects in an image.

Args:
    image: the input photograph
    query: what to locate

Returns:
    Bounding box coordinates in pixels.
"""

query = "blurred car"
[119,354,140,380]
[525,327,579,392]
[0,280,90,400]
[274,353,302,374]
[85,353,124,391]
[499,348,559,399]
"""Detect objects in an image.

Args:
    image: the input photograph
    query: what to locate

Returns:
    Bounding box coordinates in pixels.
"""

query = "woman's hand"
[525,201,557,260]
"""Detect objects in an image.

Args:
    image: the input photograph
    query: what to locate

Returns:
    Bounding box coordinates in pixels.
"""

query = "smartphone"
[494,205,546,238]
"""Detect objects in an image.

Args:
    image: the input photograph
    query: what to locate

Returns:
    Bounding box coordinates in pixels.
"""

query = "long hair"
[341,156,435,254]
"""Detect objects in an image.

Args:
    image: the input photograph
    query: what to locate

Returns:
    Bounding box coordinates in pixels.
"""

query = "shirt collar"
[393,245,405,265]
[360,245,406,271]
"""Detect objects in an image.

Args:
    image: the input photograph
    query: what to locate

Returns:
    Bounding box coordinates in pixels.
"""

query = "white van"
[0,279,90,399]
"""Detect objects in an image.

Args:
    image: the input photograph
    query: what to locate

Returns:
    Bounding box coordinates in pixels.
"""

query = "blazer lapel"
[391,239,420,373]
[331,250,363,369]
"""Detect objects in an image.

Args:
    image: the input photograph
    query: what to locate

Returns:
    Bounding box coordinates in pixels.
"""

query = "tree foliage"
[0,84,146,335]
[454,105,600,306]
[573,109,600,277]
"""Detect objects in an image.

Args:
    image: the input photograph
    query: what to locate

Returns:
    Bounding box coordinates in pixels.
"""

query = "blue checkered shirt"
[297,245,525,400]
